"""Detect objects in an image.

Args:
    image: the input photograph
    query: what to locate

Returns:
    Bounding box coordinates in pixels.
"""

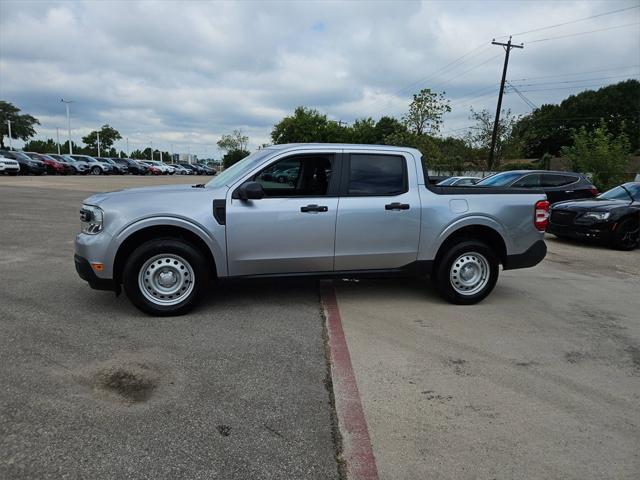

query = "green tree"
[217,129,250,168]
[374,116,407,143]
[217,129,249,153]
[271,106,348,144]
[466,107,520,169]
[23,138,59,153]
[0,101,40,148]
[561,121,630,190]
[82,124,122,155]
[348,118,378,144]
[222,149,250,168]
[402,88,451,135]
[513,79,640,157]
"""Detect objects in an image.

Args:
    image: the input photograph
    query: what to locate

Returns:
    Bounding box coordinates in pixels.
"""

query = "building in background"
[171,153,198,163]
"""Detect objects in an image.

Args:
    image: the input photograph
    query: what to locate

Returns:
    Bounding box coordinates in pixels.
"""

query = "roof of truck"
[266,143,421,153]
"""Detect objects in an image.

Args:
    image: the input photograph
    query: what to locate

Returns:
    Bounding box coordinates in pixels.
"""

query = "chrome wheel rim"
[138,254,195,306]
[449,252,490,296]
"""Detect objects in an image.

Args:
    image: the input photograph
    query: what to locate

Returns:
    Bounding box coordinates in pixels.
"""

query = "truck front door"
[225,153,339,276]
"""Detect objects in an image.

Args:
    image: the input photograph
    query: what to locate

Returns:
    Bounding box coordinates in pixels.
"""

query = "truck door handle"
[385,202,410,210]
[301,204,328,213]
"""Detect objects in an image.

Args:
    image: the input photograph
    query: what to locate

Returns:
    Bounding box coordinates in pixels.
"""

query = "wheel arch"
[434,224,508,267]
[112,224,218,285]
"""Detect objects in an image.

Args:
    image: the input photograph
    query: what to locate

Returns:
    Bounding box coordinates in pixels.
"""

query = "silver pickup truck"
[74,144,548,316]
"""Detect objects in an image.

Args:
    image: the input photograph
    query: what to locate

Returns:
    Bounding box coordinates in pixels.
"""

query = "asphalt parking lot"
[0,179,339,480]
[1,176,639,480]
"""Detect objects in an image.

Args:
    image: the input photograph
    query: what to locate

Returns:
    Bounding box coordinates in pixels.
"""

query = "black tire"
[123,238,209,316]
[433,240,499,305]
[91,166,101,175]
[612,216,639,251]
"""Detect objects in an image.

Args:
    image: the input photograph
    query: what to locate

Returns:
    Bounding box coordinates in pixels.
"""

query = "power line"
[495,4,640,38]
[528,22,640,43]
[367,43,492,117]
[505,81,538,110]
[509,73,639,87]
[514,79,639,93]
[427,53,503,92]
[508,64,640,82]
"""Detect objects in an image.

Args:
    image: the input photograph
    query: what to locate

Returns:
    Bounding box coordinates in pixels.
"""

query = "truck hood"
[83,184,228,207]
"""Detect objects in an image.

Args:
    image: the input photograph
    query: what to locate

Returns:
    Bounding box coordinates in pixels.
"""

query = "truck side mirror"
[237,181,265,201]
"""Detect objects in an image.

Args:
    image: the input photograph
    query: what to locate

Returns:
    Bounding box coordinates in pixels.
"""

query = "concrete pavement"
[333,237,640,480]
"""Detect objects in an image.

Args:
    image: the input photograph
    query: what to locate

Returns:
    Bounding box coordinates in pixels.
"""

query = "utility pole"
[56,127,61,154]
[61,99,73,154]
[488,36,523,169]
[126,137,129,157]
[97,131,101,157]
[150,141,153,160]
[6,120,12,150]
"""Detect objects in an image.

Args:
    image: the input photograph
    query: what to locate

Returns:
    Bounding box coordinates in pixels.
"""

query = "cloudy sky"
[1,0,638,157]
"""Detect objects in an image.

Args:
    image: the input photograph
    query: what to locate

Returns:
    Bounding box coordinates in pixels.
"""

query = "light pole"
[126,137,129,157]
[96,131,101,157]
[56,127,61,154]
[61,99,73,154]
[150,141,153,160]
[6,120,12,150]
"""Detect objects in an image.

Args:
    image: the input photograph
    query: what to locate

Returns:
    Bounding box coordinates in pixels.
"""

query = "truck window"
[254,155,334,197]
[347,154,406,196]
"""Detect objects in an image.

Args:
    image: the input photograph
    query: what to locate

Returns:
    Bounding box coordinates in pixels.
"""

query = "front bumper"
[546,222,613,242]
[74,254,118,291]
[503,240,547,270]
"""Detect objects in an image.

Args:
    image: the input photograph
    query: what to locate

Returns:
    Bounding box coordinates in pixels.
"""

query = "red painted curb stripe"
[321,280,379,480]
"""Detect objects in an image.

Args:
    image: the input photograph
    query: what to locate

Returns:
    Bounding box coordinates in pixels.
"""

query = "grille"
[550,210,576,226]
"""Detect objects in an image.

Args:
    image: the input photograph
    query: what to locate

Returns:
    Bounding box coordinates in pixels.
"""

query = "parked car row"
[0,150,216,176]
[436,171,638,250]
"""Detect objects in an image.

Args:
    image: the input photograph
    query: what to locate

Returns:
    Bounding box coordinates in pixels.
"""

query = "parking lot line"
[321,280,379,480]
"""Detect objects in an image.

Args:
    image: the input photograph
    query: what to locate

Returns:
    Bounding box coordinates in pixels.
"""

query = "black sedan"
[112,158,149,175]
[547,182,639,250]
[475,170,598,203]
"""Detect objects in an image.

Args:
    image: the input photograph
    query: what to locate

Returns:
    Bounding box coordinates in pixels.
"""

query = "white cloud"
[0,0,638,154]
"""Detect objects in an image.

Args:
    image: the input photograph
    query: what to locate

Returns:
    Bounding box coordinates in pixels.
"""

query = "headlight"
[80,205,104,234]
[582,211,610,221]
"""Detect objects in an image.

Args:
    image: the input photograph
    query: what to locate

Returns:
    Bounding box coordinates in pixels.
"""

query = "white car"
[0,155,20,175]
[172,164,191,175]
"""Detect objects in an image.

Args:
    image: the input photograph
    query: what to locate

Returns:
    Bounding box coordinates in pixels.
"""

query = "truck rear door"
[334,151,421,271]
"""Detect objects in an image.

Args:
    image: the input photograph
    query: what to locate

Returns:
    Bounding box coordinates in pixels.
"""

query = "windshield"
[206,149,273,188]
[599,183,639,201]
[437,177,458,186]
[476,172,523,187]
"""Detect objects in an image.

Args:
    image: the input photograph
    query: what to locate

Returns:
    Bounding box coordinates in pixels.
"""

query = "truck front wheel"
[433,240,499,305]
[123,239,208,316]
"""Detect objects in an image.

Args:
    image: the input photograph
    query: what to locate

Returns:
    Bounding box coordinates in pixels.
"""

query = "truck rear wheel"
[433,240,499,305]
[123,239,208,316]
